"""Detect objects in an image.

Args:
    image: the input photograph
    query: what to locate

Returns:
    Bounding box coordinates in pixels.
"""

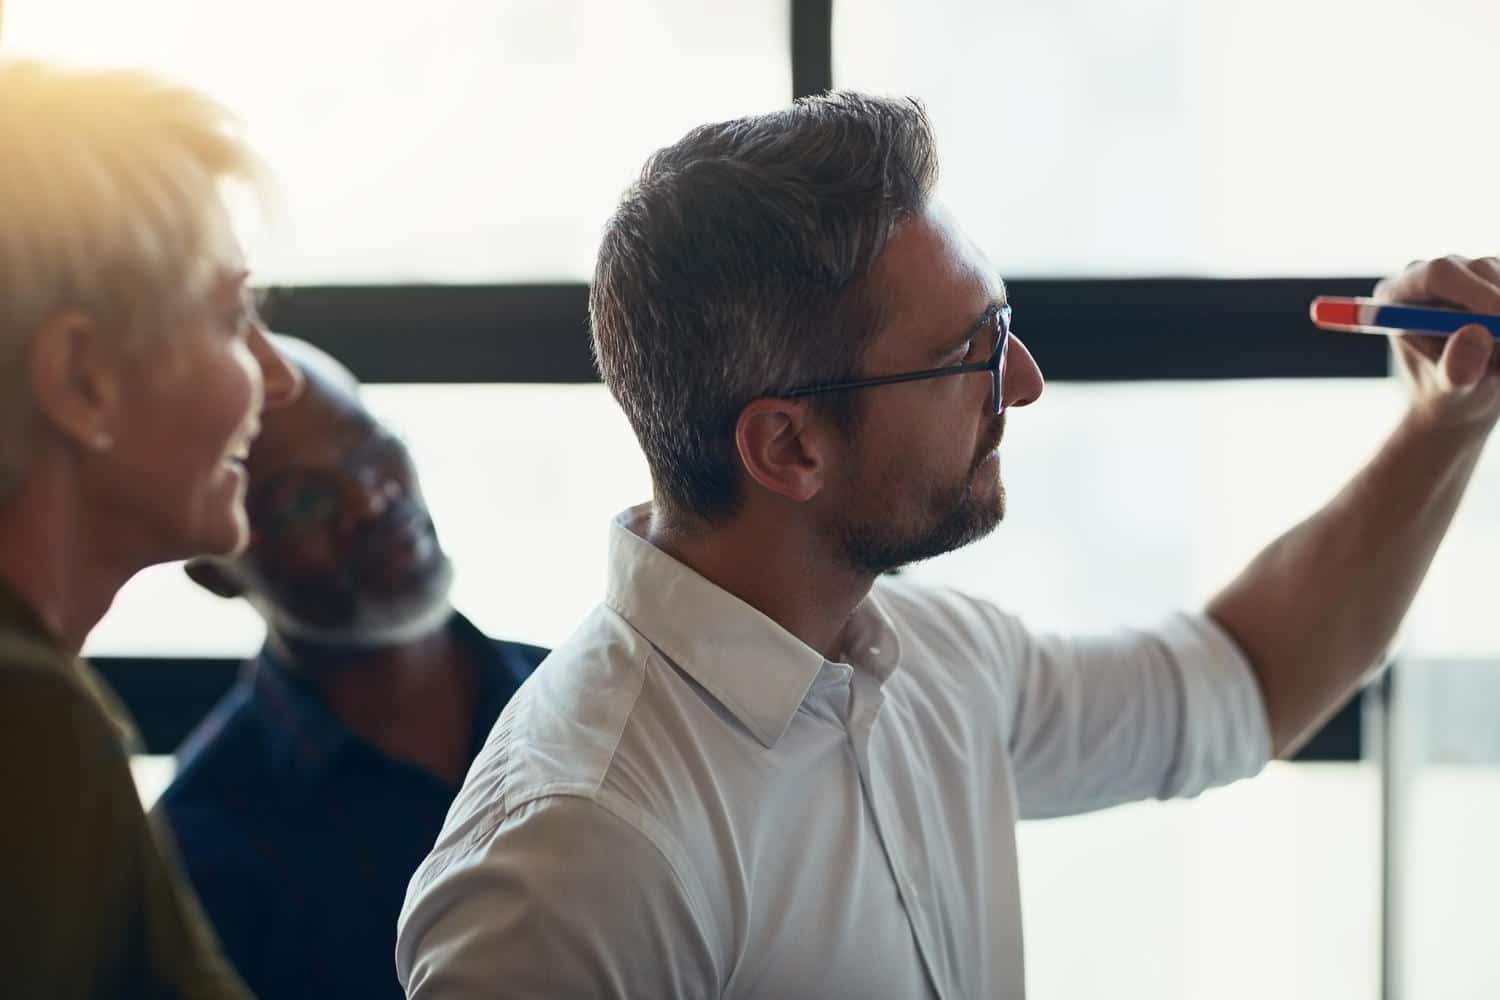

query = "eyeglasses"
[783,304,1011,416]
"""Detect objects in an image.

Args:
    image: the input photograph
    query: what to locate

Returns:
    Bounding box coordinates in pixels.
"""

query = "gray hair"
[0,58,267,502]
[590,91,939,523]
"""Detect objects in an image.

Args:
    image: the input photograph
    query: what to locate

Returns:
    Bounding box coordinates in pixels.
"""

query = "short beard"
[249,557,457,651]
[833,411,1008,577]
[836,466,1004,576]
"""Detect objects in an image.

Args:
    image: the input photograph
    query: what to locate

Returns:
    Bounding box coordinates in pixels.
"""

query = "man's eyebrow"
[942,298,1004,355]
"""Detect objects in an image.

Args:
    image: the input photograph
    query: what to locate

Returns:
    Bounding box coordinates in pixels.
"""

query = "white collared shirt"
[396,506,1270,999]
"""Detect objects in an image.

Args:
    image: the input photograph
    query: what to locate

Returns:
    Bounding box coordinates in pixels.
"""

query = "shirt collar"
[604,504,899,749]
[251,611,513,789]
[836,584,904,685]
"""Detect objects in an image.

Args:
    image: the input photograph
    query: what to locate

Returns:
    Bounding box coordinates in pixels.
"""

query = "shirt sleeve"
[0,671,251,1000]
[994,610,1273,819]
[396,794,720,999]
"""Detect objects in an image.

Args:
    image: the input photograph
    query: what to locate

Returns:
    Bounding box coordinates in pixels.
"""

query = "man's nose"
[1001,333,1044,410]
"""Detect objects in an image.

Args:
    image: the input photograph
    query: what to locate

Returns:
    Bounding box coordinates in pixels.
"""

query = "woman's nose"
[250,325,304,410]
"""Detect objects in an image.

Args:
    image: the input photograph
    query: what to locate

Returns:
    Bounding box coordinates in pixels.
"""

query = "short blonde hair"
[0,57,267,499]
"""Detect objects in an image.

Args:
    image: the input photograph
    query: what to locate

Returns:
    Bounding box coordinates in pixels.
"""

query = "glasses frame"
[782,304,1012,416]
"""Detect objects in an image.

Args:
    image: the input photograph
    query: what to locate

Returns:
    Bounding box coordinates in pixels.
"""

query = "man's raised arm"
[1209,255,1500,757]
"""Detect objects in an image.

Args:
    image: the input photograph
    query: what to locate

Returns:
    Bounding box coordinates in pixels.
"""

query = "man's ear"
[185,557,249,600]
[26,309,123,452]
[734,397,830,504]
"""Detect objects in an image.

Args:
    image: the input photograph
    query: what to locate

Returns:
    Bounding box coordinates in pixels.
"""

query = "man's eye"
[956,340,978,364]
[267,484,329,525]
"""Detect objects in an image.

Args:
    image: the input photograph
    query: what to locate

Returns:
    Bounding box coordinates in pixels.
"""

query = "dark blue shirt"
[156,613,546,1000]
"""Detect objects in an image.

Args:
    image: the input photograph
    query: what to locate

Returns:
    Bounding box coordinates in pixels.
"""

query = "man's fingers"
[1439,324,1495,390]
[1425,256,1500,310]
[1375,255,1500,313]
[1373,258,1434,302]
[1471,256,1500,288]
[1395,332,1443,367]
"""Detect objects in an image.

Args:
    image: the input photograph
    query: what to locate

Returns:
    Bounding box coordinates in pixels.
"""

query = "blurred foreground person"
[0,58,301,998]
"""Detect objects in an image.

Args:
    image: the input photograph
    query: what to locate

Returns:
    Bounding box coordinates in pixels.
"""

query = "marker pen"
[1310,296,1500,338]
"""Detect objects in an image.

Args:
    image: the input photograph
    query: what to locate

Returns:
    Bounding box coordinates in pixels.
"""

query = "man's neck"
[646,503,875,661]
[0,470,136,656]
[272,621,481,784]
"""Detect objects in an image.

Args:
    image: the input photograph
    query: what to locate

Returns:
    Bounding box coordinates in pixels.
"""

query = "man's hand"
[1210,253,1500,756]
[1376,255,1500,435]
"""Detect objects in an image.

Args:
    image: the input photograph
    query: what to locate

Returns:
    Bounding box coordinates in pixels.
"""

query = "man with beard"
[397,93,1500,999]
[156,339,547,1000]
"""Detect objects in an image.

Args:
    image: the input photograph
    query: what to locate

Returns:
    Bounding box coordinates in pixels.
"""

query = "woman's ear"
[26,309,123,452]
[734,397,830,504]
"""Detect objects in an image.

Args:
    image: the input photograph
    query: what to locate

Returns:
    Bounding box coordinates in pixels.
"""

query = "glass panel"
[1393,425,1500,997]
[1019,763,1378,1000]
[3,0,789,283]
[835,0,1500,277]
[1401,750,1500,998]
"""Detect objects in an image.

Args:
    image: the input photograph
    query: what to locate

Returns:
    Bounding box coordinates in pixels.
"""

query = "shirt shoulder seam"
[590,606,654,797]
[514,786,726,987]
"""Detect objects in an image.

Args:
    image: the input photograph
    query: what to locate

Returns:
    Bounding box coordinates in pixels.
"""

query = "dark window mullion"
[791,0,833,99]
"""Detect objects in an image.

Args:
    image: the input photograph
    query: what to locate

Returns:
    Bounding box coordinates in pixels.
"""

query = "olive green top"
[0,582,251,999]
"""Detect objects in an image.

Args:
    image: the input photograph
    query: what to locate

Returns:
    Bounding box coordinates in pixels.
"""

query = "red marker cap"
[1310,297,1359,327]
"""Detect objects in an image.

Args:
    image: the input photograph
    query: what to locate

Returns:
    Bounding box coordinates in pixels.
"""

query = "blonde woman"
[0,58,301,997]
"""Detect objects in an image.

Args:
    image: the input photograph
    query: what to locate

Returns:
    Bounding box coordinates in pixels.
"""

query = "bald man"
[155,340,546,1000]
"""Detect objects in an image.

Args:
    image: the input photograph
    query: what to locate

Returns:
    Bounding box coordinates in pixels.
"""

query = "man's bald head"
[268,336,360,403]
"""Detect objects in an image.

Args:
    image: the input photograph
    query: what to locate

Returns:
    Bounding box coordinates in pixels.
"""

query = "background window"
[1017,762,1379,1000]
[835,0,1500,277]
[4,0,790,283]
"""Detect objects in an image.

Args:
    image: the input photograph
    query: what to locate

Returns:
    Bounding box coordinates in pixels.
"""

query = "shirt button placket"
[847,674,946,998]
